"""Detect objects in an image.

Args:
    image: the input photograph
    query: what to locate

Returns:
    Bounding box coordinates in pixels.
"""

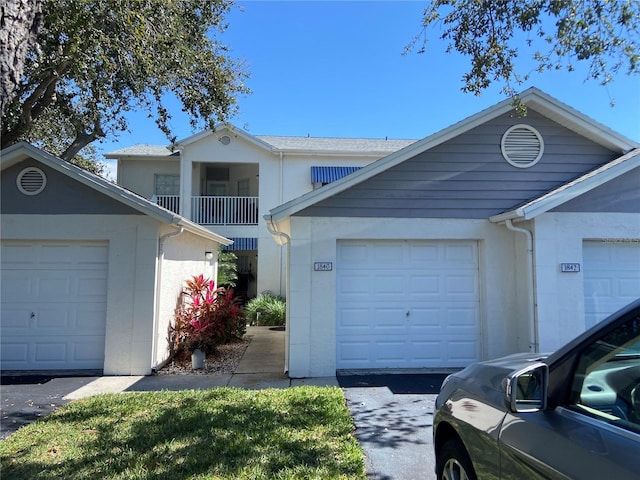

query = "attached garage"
[583,241,640,328]
[1,241,108,370]
[1,143,232,374]
[336,240,480,369]
[266,88,639,378]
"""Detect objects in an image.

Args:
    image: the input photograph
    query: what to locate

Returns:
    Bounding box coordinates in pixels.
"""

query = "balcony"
[154,195,259,225]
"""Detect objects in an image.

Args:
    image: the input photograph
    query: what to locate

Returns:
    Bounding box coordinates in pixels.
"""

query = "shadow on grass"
[0,387,365,480]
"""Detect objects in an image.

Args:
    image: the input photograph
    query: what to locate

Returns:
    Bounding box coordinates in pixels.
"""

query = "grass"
[0,386,366,480]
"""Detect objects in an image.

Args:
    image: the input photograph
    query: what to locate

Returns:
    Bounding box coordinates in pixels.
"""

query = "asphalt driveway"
[339,374,446,480]
[0,375,98,440]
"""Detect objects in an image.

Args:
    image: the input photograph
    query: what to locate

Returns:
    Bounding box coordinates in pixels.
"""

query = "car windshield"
[569,313,640,434]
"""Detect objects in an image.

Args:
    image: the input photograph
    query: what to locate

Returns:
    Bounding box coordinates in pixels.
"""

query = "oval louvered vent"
[17,167,47,195]
[501,124,544,168]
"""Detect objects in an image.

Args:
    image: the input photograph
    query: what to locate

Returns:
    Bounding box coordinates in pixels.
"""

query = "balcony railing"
[154,195,180,214]
[153,195,259,225]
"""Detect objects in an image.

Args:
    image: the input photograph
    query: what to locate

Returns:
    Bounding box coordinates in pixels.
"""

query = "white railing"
[154,195,180,214]
[153,195,259,225]
[192,196,259,225]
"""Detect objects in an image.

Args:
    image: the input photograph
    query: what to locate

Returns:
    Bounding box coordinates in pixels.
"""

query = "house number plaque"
[314,262,333,271]
[560,263,580,273]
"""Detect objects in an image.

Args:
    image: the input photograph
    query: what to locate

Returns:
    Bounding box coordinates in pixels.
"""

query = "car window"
[568,313,640,434]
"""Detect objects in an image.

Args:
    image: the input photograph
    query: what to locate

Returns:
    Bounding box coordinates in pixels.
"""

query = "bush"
[244,293,286,326]
[169,275,246,360]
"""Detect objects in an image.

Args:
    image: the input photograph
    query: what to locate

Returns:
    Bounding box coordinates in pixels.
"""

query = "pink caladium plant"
[169,274,246,360]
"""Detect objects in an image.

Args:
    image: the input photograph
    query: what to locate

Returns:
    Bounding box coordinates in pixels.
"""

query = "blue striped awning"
[311,166,361,184]
[223,237,258,251]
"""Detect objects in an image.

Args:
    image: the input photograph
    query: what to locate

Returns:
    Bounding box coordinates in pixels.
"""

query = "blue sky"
[99,1,640,174]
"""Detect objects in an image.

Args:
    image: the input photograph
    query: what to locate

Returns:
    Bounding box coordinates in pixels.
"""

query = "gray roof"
[105,136,416,158]
[104,144,178,157]
[255,136,417,154]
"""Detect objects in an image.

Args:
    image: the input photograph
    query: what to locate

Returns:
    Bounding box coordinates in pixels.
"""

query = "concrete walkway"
[63,326,338,400]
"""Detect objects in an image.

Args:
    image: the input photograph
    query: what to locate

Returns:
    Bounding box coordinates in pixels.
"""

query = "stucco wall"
[0,214,159,375]
[154,227,219,367]
[284,216,518,377]
[180,131,387,297]
[118,158,180,199]
[533,212,640,352]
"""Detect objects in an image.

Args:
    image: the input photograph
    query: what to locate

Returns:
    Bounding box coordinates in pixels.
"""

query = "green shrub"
[244,293,286,326]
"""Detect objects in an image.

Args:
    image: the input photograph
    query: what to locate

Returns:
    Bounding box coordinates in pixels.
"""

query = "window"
[154,174,179,195]
[569,314,640,433]
[238,178,250,196]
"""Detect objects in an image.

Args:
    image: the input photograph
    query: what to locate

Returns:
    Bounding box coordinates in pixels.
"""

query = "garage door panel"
[445,244,477,263]
[338,334,479,368]
[1,343,28,364]
[1,241,108,370]
[375,275,405,294]
[337,240,481,370]
[374,244,404,263]
[408,243,439,262]
[409,275,440,295]
[446,275,477,295]
[0,308,29,329]
[584,241,640,329]
[338,274,370,294]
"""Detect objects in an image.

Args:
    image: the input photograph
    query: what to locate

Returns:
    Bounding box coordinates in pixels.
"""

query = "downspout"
[266,216,290,373]
[504,219,538,353]
[279,151,284,205]
[151,227,184,372]
[277,151,285,293]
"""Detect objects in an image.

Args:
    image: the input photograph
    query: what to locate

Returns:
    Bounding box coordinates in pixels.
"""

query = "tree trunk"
[0,0,43,117]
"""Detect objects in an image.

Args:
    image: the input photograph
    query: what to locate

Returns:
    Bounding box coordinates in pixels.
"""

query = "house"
[0,142,232,375]
[106,130,415,299]
[265,87,640,378]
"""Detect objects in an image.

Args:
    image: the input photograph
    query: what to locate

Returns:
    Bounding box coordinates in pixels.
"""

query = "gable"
[550,166,640,213]
[296,109,620,219]
[1,158,143,215]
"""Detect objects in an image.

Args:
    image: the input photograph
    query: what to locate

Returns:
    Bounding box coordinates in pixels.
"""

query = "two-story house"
[106,126,416,299]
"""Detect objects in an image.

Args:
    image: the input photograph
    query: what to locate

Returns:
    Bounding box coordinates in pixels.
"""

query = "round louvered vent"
[17,167,47,195]
[501,124,544,168]
[219,135,231,145]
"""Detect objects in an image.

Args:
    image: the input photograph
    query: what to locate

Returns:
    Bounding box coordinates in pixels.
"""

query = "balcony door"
[206,182,227,196]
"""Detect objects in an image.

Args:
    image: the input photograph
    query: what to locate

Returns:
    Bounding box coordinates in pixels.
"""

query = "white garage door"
[583,241,640,329]
[336,240,481,370]
[1,241,108,370]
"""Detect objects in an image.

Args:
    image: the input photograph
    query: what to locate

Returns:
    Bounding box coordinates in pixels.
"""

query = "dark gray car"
[433,299,640,480]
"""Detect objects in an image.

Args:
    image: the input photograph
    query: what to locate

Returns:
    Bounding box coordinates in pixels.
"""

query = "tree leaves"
[409,0,640,104]
[1,0,249,161]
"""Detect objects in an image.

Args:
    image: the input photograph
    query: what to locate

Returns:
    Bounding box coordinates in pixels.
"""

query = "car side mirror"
[504,362,548,413]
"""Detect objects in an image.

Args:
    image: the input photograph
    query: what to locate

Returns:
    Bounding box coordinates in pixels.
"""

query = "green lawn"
[0,386,366,480]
